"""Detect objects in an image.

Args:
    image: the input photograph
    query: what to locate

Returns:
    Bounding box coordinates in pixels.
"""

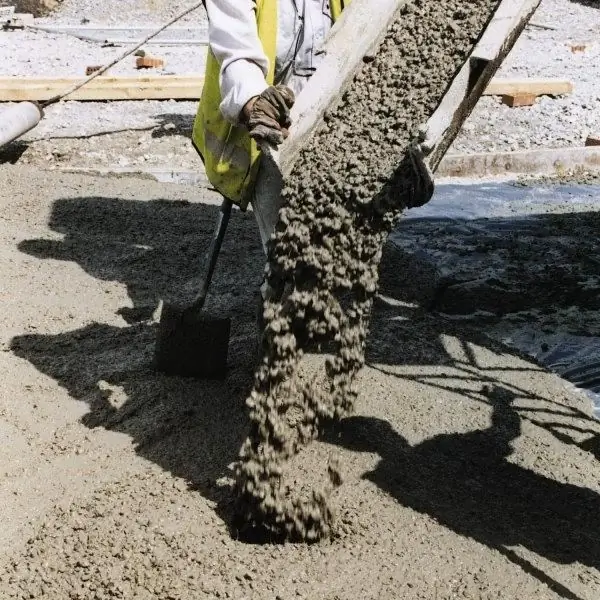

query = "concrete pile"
[234,0,502,542]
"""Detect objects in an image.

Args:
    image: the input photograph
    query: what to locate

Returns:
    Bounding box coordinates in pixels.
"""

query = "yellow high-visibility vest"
[192,0,348,209]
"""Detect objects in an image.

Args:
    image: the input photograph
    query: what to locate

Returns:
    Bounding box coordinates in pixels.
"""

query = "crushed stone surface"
[2,0,600,173]
[2,29,207,78]
[34,0,206,25]
[1,166,600,599]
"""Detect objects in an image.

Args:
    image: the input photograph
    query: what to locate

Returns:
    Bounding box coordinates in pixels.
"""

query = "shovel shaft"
[191,197,233,314]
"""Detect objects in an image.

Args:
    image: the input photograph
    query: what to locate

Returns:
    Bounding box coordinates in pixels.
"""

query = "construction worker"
[192,0,349,256]
[192,0,432,318]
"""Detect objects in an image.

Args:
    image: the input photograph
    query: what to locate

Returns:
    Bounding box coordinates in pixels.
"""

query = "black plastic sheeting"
[391,179,600,416]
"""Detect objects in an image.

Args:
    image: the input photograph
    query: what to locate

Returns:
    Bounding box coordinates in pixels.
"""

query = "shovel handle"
[189,141,274,313]
[191,197,233,313]
[257,139,279,161]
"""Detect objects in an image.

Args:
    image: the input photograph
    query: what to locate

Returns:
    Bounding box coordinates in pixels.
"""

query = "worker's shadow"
[17,195,261,324]
[12,193,265,519]
[335,215,600,596]
[369,203,600,465]
[327,386,600,596]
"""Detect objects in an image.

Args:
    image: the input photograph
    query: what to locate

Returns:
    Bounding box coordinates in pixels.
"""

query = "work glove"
[374,141,435,214]
[243,85,295,146]
[405,142,435,208]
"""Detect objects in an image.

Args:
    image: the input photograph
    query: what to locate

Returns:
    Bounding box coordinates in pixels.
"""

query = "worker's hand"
[405,143,435,208]
[242,85,295,146]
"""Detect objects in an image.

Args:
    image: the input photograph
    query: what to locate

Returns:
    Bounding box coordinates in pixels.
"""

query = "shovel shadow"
[11,193,265,524]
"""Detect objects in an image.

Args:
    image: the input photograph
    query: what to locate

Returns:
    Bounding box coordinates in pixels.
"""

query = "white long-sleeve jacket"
[204,0,333,124]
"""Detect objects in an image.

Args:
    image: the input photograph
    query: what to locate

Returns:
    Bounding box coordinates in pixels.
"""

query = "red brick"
[501,93,537,108]
[135,57,165,69]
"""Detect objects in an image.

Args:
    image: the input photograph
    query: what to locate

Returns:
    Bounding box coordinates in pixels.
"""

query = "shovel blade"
[154,302,231,379]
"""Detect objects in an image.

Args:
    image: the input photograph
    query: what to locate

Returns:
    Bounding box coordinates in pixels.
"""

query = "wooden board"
[0,76,205,102]
[437,146,600,178]
[483,78,573,97]
[0,75,572,104]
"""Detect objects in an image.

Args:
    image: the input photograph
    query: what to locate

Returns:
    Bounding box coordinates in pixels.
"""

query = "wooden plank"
[568,43,590,53]
[484,78,573,96]
[0,76,204,102]
[135,57,166,69]
[0,74,572,104]
[437,146,600,179]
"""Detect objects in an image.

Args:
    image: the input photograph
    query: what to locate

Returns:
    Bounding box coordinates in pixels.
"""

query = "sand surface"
[0,166,599,599]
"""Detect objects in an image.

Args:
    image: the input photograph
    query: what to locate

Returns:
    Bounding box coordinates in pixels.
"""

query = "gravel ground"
[35,0,207,25]
[1,166,599,599]
[2,29,206,77]
[1,0,600,172]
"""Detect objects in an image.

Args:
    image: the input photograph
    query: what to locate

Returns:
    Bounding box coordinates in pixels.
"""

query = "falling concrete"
[235,0,505,540]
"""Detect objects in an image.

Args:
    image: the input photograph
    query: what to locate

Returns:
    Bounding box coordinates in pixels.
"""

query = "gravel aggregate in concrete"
[235,0,506,540]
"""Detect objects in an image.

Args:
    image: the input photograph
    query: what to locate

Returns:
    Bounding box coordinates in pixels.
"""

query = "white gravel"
[453,0,600,153]
[24,99,198,139]
[1,0,600,163]
[35,0,206,26]
[1,29,207,77]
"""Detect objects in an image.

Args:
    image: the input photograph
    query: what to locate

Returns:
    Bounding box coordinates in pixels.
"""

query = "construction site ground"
[1,0,600,171]
[1,0,600,598]
[0,167,599,599]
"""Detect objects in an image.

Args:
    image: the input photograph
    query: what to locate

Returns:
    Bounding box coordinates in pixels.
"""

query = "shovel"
[154,198,233,379]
